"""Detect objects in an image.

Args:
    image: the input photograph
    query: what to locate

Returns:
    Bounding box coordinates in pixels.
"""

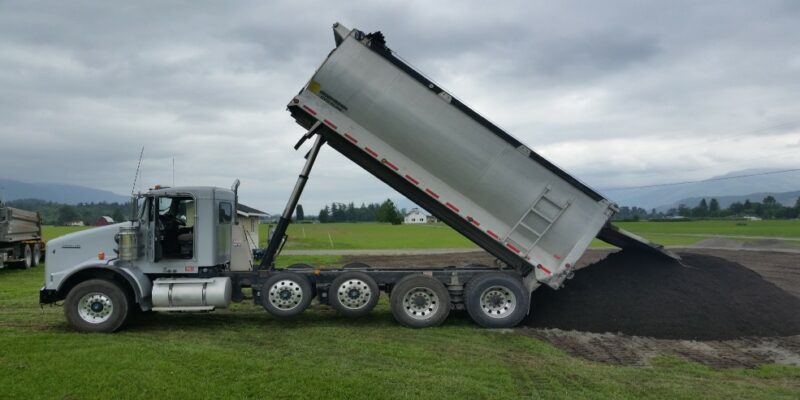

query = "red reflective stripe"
[425,188,439,199]
[404,175,419,185]
[364,147,378,158]
[506,243,521,253]
[323,119,337,130]
[467,216,480,226]
[382,159,399,171]
[538,264,552,275]
[446,202,459,213]
[302,105,316,115]
[344,133,358,144]
[487,230,499,239]
[553,254,562,260]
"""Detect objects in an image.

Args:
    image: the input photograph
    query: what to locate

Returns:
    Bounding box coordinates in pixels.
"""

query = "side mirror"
[231,179,240,225]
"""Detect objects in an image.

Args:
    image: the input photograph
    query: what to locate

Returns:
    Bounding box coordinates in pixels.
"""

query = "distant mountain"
[604,168,800,210]
[659,190,800,212]
[391,169,800,215]
[0,179,128,204]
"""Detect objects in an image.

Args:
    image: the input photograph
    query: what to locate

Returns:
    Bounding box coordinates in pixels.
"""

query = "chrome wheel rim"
[402,287,439,320]
[78,292,114,323]
[268,279,304,310]
[337,279,372,309]
[479,286,516,319]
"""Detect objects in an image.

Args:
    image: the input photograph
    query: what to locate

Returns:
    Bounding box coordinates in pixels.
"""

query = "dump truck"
[39,23,676,332]
[1,201,45,269]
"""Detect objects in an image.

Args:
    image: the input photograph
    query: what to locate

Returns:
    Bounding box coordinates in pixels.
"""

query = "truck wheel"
[64,279,130,333]
[22,244,32,269]
[465,272,529,329]
[261,272,313,318]
[390,275,450,328]
[32,243,41,266]
[329,272,379,317]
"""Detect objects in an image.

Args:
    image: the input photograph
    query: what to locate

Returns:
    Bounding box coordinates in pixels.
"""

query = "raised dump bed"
[288,23,676,290]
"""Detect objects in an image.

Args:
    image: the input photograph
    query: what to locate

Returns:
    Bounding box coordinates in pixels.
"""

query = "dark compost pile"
[525,250,800,340]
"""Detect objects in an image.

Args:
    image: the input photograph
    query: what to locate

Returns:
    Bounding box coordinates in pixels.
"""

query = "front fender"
[54,262,152,310]
[117,263,152,309]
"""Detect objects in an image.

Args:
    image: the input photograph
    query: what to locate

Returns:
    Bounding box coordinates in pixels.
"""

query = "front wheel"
[64,279,130,332]
[465,273,529,328]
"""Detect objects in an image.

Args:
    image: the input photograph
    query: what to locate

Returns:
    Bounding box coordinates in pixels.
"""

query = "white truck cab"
[41,186,236,331]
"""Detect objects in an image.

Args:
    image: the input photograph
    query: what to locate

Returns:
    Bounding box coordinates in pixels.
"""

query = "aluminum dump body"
[288,23,673,289]
[0,205,41,243]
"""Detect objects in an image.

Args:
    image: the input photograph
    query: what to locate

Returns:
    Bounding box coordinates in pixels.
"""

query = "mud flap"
[596,223,681,261]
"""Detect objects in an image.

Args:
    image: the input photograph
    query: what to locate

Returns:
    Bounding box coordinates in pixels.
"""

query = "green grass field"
[43,219,800,253]
[260,220,800,251]
[3,220,798,398]
[272,223,476,250]
[1,266,798,399]
[615,220,800,238]
[42,225,91,242]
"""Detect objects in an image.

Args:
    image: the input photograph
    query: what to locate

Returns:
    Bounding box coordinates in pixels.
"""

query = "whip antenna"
[131,146,144,195]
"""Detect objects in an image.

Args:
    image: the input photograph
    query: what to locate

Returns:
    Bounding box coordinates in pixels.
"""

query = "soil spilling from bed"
[524,250,800,340]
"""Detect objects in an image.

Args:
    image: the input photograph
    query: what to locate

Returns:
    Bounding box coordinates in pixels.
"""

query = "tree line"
[316,199,403,224]
[4,198,130,225]
[614,196,800,221]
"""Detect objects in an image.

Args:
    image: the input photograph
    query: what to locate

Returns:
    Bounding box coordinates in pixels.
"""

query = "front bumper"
[39,287,59,304]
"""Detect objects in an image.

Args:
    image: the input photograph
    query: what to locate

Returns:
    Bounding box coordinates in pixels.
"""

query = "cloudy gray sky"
[1,0,798,213]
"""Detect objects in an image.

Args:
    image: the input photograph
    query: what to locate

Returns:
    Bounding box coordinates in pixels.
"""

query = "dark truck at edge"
[1,200,45,269]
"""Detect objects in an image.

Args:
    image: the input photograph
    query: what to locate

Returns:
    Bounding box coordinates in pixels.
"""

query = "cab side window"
[156,196,195,260]
[219,202,232,224]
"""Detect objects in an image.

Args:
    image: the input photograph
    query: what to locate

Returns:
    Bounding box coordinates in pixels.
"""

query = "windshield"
[138,197,150,221]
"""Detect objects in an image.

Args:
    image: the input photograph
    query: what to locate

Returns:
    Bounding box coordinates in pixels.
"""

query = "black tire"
[390,275,450,328]
[64,279,130,333]
[261,272,313,318]
[22,244,32,269]
[287,263,314,270]
[342,262,370,270]
[328,272,380,318]
[465,272,529,329]
[32,243,41,266]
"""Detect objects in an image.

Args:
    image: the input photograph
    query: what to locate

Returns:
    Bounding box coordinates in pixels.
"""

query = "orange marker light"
[98,251,105,260]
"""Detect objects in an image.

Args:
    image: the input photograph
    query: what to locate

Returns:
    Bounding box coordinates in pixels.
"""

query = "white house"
[404,208,430,224]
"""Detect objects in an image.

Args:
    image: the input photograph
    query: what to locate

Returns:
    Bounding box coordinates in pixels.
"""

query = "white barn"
[404,208,430,224]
